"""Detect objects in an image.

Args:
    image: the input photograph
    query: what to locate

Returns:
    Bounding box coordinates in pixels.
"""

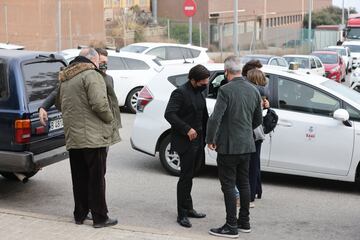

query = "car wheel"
[126,87,142,114]
[0,171,38,182]
[159,135,181,176]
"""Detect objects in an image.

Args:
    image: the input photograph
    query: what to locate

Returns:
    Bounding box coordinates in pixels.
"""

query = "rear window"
[23,60,65,103]
[312,53,338,64]
[108,56,127,70]
[123,58,150,70]
[343,45,360,53]
[0,61,9,101]
[121,45,148,53]
[168,74,188,87]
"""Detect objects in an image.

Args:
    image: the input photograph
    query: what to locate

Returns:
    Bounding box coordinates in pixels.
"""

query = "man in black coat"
[164,64,210,228]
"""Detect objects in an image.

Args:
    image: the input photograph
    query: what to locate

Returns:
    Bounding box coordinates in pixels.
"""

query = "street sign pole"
[183,0,197,45]
[189,17,192,44]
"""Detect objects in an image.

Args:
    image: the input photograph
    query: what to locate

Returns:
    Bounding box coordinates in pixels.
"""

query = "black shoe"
[75,213,92,224]
[209,223,239,238]
[93,218,118,228]
[75,220,83,225]
[177,216,192,228]
[187,209,206,218]
[237,220,251,233]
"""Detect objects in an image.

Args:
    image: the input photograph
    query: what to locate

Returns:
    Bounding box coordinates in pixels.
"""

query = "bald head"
[79,48,99,68]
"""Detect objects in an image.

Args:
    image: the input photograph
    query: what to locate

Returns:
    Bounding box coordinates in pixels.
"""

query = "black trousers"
[177,138,203,217]
[249,140,263,201]
[218,153,250,226]
[69,147,108,224]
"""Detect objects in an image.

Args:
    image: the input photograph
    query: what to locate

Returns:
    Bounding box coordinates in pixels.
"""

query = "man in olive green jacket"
[57,48,118,228]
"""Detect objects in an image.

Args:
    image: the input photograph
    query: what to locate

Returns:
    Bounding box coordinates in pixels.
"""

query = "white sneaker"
[249,201,255,208]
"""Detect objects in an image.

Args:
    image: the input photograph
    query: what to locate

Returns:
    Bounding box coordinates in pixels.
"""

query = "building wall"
[104,0,151,11]
[0,0,105,51]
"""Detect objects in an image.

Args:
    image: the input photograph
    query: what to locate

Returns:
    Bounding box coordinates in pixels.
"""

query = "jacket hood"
[59,63,96,82]
[59,56,98,82]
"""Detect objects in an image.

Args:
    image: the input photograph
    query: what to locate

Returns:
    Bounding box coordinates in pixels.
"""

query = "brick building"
[0,0,105,51]
[157,0,332,49]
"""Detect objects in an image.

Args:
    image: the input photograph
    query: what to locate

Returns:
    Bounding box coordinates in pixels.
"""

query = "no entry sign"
[183,0,197,17]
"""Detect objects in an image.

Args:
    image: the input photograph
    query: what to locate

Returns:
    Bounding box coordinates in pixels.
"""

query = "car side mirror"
[333,109,351,127]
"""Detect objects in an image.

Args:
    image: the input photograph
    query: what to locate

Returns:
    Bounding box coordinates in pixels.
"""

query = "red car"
[311,51,346,83]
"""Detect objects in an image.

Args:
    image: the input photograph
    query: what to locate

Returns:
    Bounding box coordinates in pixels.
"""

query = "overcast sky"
[333,0,360,12]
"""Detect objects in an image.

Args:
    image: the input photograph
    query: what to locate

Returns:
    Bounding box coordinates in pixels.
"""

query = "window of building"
[223,23,233,37]
[140,0,147,6]
[246,21,254,33]
[127,0,133,6]
[266,19,270,27]
[239,22,245,33]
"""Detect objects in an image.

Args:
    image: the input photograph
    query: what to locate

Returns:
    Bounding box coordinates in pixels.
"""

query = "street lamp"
[233,0,246,56]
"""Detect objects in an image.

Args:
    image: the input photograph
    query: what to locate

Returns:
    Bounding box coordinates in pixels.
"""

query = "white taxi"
[131,64,360,184]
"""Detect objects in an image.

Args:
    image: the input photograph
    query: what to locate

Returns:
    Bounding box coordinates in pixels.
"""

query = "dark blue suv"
[0,50,68,182]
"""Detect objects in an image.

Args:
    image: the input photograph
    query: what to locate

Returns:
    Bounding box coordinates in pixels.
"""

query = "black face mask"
[196,84,207,92]
[99,63,108,71]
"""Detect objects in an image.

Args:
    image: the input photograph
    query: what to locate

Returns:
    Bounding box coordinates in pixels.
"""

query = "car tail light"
[15,119,31,144]
[137,86,153,112]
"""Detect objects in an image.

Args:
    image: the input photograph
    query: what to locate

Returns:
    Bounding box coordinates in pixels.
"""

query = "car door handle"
[277,121,292,127]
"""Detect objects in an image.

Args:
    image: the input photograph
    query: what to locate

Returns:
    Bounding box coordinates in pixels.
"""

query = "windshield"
[347,28,360,40]
[241,56,269,64]
[284,57,309,69]
[121,45,149,53]
[343,44,360,52]
[312,53,338,64]
[322,80,360,105]
[326,48,346,56]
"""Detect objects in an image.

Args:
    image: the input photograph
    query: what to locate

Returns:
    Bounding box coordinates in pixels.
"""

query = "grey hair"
[79,47,98,60]
[224,55,242,74]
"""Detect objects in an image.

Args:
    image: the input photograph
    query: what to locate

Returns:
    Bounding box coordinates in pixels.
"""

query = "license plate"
[49,118,63,131]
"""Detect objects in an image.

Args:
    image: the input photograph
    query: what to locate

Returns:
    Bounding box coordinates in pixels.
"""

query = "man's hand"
[207,143,217,150]
[187,128,198,141]
[39,107,48,126]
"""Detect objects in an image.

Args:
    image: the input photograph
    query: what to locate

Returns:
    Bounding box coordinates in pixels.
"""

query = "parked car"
[283,54,325,76]
[120,42,211,65]
[323,46,352,73]
[342,41,360,69]
[60,49,163,113]
[0,50,68,182]
[350,67,360,90]
[240,54,288,68]
[132,63,360,185]
[0,43,25,50]
[311,51,346,83]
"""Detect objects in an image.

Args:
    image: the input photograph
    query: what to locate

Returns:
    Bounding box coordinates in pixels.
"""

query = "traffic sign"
[183,0,197,17]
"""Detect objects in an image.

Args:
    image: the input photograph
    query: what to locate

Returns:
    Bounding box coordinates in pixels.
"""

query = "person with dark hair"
[207,56,262,238]
[164,64,210,228]
[241,60,263,77]
[246,68,270,208]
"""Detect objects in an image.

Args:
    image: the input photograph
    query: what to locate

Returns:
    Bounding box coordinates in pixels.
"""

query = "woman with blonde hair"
[245,68,269,208]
